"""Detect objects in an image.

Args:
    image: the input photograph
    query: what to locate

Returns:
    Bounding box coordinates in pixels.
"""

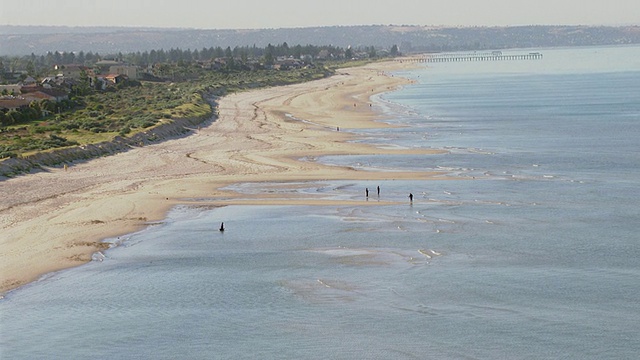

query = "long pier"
[410,51,543,63]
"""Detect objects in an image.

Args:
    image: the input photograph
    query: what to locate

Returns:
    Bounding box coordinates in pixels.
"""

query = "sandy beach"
[0,60,446,294]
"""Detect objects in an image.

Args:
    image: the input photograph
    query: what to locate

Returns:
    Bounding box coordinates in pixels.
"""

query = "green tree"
[26,61,35,75]
[264,44,275,66]
[345,47,353,59]
[40,99,57,114]
[0,111,11,126]
[224,47,235,69]
[6,109,21,124]
[281,42,289,57]
[85,52,96,63]
[29,101,42,118]
[76,70,93,96]
[149,49,158,64]
[390,44,399,57]
[62,51,75,64]
[293,45,302,59]
[76,51,86,65]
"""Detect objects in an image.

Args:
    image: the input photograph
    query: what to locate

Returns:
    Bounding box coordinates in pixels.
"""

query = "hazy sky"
[2,0,638,29]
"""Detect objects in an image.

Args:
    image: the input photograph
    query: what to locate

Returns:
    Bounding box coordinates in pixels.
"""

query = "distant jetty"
[412,51,543,63]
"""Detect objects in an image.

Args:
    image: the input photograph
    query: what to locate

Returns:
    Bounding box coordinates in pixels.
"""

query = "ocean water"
[2,45,639,359]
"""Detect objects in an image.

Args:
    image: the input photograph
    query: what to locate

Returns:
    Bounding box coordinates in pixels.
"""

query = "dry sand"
[0,60,447,294]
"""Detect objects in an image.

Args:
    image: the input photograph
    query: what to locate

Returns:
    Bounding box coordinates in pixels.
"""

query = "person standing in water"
[219,222,225,232]
[377,186,380,197]
[409,193,413,202]
[365,188,369,198]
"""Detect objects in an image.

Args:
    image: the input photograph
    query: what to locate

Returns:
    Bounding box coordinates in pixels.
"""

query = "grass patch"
[64,131,120,145]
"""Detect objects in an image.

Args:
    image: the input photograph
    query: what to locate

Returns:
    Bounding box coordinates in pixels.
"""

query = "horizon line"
[2,23,639,32]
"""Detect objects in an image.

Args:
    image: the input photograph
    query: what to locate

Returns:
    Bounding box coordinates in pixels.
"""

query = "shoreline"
[0,59,446,294]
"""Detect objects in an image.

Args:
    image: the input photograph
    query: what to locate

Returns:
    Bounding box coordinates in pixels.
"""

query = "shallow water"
[2,45,639,359]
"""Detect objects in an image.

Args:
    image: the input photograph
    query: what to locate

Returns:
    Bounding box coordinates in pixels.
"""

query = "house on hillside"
[0,84,22,95]
[54,64,89,80]
[109,65,138,80]
[21,87,69,102]
[0,83,69,113]
[2,70,28,82]
[95,74,128,89]
[211,58,227,70]
[95,60,122,73]
[274,58,303,70]
[316,49,330,60]
[41,75,66,88]
[22,91,58,102]
[23,76,37,86]
[0,97,31,110]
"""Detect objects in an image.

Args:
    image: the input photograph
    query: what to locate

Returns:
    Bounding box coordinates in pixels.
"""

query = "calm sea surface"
[2,45,639,359]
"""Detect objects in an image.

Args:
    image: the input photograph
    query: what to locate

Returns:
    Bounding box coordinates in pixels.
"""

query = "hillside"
[2,25,639,56]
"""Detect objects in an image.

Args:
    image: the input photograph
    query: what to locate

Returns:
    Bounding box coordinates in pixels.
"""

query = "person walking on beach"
[409,193,413,202]
[365,188,369,198]
[377,186,380,197]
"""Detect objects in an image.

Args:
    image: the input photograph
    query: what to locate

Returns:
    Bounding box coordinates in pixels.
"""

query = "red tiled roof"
[0,98,31,109]
[22,92,56,101]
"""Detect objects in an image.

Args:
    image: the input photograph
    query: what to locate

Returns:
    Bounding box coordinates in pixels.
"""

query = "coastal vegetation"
[1,43,391,160]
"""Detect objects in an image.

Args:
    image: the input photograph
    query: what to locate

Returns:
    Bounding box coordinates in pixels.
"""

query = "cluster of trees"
[1,43,398,80]
[0,52,101,80]
[0,99,75,127]
[0,103,42,127]
[128,43,351,66]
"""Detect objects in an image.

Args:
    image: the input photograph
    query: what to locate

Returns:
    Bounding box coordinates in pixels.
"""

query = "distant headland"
[1,24,638,56]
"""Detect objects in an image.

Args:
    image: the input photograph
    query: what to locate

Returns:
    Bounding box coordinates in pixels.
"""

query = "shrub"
[0,151,17,158]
